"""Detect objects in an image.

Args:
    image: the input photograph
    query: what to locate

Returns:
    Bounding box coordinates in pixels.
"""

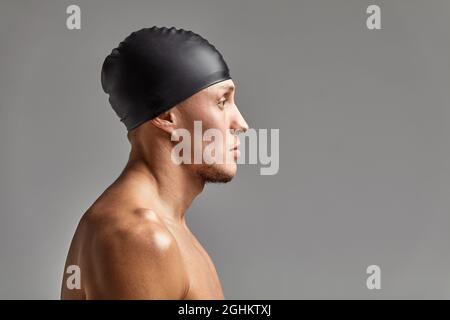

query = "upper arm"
[86,221,188,299]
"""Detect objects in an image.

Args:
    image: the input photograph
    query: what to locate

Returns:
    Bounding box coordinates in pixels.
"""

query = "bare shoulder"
[82,207,173,249]
[79,207,188,299]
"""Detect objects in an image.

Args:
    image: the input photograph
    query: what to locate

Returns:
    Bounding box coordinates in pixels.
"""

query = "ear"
[150,110,177,136]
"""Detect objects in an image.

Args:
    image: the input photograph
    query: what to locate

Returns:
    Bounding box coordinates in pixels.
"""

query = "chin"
[198,163,237,184]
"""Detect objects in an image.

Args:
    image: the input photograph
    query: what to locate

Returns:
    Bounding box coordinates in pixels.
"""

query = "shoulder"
[88,208,173,247]
[81,207,180,261]
[79,208,188,299]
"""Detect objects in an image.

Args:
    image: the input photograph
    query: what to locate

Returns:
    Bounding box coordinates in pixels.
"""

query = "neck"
[117,137,205,225]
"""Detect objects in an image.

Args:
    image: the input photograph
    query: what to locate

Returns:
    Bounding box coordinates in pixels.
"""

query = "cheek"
[199,108,225,128]
[202,113,230,145]
[183,104,232,153]
[181,104,225,133]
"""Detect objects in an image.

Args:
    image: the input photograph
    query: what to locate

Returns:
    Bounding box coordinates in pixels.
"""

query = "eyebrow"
[218,83,235,92]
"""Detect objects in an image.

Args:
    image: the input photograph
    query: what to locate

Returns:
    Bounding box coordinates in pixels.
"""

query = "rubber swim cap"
[101,26,231,131]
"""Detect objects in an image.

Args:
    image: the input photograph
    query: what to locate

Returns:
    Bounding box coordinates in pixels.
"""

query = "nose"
[231,104,249,134]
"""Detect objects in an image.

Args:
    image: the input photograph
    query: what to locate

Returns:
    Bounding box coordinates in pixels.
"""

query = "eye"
[217,98,226,109]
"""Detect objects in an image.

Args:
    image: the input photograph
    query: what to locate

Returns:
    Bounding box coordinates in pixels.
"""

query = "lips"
[230,139,241,158]
[230,145,240,158]
[230,141,240,151]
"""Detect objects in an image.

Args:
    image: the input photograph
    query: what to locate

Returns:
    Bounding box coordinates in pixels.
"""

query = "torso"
[166,221,224,299]
[61,200,224,300]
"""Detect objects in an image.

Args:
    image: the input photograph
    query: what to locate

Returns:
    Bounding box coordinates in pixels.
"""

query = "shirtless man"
[61,27,248,299]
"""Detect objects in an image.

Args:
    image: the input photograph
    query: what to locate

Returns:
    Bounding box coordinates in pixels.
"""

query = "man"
[61,27,249,299]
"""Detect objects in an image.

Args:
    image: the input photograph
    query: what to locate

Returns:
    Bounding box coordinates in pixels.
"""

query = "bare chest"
[171,229,224,300]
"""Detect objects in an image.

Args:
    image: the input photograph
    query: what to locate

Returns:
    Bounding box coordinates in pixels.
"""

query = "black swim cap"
[101,26,231,131]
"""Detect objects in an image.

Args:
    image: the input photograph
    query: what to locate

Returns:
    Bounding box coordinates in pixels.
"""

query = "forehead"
[182,80,235,107]
[204,79,235,96]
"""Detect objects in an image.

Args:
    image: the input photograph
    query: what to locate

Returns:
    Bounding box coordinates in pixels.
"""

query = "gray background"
[0,0,449,299]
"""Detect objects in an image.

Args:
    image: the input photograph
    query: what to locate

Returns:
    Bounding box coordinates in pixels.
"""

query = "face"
[174,79,249,183]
